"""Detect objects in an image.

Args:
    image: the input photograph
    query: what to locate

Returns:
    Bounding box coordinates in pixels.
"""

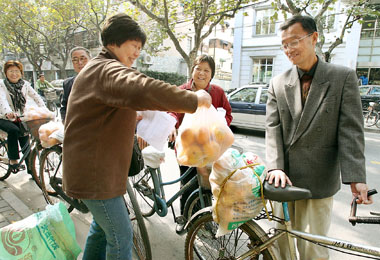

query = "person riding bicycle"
[35,73,54,97]
[62,13,211,260]
[0,60,46,173]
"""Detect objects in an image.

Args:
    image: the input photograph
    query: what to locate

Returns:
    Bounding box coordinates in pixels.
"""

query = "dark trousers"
[179,166,198,215]
[0,119,30,161]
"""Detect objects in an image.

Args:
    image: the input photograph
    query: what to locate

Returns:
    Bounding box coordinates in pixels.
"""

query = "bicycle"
[363,101,380,128]
[38,143,152,259]
[185,181,380,260]
[129,158,213,235]
[42,89,60,117]
[0,117,50,184]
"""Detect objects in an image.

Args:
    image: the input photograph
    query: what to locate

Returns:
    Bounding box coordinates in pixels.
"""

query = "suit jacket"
[266,59,366,198]
[60,76,75,122]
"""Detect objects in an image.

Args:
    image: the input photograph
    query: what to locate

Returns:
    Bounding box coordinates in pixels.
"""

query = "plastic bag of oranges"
[176,106,234,167]
[38,121,64,148]
[209,148,267,237]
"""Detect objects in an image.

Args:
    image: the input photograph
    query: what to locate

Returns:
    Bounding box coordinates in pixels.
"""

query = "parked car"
[360,85,380,110]
[51,79,64,88]
[227,84,268,131]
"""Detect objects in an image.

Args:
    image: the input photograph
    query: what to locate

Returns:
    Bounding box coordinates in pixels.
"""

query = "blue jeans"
[82,196,133,260]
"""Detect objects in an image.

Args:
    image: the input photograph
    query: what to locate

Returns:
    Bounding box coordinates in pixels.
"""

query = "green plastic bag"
[0,202,81,260]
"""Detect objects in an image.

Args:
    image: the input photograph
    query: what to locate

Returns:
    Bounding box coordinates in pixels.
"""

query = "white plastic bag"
[141,146,165,168]
[136,111,177,151]
[210,148,267,236]
[176,106,234,167]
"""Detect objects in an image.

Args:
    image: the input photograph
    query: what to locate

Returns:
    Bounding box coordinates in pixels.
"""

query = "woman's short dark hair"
[101,13,147,47]
[280,15,317,34]
[191,55,216,79]
[3,60,24,77]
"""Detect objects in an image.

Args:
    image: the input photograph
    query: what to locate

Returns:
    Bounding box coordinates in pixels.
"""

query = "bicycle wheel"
[39,146,74,213]
[0,139,11,181]
[125,181,152,260]
[364,111,378,127]
[185,213,275,260]
[129,167,156,217]
[39,145,62,195]
[184,189,213,221]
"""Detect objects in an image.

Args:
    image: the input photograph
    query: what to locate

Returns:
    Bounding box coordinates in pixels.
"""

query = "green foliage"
[128,0,258,73]
[142,70,187,86]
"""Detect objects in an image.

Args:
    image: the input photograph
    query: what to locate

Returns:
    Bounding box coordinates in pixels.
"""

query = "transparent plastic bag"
[38,121,63,148]
[210,148,267,236]
[176,106,234,167]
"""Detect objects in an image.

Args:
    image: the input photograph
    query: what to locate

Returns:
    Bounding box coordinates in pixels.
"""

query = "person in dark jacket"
[60,46,91,122]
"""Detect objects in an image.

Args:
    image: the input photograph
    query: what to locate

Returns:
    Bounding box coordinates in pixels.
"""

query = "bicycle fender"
[184,206,212,230]
[154,195,168,217]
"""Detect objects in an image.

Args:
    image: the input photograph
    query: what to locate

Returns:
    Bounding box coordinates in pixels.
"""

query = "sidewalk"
[0,181,33,228]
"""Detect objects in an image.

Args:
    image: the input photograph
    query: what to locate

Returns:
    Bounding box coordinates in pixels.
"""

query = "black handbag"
[129,136,144,177]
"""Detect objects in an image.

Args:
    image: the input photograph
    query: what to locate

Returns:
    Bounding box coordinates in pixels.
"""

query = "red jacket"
[169,79,233,128]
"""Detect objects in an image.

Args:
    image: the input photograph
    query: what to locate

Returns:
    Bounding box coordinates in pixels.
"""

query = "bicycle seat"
[263,181,312,202]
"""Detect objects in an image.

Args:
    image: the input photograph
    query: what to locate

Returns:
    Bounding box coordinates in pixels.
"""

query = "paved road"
[2,128,380,259]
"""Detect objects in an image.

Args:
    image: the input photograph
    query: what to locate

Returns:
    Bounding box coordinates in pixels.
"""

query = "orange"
[196,127,210,144]
[211,125,226,143]
[181,144,203,166]
[202,141,220,162]
[180,128,195,146]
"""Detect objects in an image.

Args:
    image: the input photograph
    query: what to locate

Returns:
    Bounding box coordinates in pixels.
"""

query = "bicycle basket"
[44,90,58,101]
[23,118,51,140]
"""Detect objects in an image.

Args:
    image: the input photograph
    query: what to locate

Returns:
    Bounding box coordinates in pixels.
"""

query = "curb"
[364,127,380,134]
[0,189,33,219]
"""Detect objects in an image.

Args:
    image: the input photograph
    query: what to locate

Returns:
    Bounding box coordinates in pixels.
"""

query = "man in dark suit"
[265,15,373,259]
[60,46,91,122]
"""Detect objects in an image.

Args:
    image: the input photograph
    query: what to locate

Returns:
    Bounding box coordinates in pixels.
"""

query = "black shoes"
[9,163,25,174]
[175,215,187,235]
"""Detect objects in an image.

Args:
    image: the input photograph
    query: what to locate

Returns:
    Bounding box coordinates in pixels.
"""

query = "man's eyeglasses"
[280,33,313,51]
[72,57,88,64]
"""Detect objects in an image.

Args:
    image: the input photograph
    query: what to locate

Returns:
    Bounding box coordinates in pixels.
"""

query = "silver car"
[228,84,268,131]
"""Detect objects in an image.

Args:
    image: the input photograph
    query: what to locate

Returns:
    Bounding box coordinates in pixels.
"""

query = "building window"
[361,17,380,38]
[255,9,275,35]
[252,58,273,84]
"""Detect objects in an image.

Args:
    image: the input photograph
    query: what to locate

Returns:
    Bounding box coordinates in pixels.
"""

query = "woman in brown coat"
[62,13,211,260]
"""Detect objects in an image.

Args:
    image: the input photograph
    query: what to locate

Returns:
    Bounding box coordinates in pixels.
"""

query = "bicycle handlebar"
[349,189,380,226]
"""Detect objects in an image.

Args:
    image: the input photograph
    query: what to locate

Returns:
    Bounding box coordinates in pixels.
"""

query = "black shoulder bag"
[129,136,145,176]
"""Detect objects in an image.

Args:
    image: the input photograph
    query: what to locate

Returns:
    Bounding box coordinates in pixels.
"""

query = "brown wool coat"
[63,48,198,200]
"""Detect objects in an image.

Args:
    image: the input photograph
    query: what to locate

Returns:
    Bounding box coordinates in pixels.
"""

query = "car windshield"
[230,88,258,103]
[360,86,370,95]
[369,86,380,96]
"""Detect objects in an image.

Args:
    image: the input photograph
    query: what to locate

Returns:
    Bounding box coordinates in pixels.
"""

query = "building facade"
[231,1,379,89]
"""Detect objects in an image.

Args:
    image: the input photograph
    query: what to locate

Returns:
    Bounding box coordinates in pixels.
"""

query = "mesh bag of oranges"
[176,106,234,167]
[209,148,267,237]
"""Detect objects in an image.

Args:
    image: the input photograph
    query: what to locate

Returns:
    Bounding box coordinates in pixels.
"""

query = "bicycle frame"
[47,151,89,213]
[138,166,209,218]
[237,201,380,260]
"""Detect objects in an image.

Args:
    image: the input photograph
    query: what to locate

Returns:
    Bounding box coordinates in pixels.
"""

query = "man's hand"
[265,169,293,188]
[196,90,211,108]
[350,183,373,205]
[5,112,17,121]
